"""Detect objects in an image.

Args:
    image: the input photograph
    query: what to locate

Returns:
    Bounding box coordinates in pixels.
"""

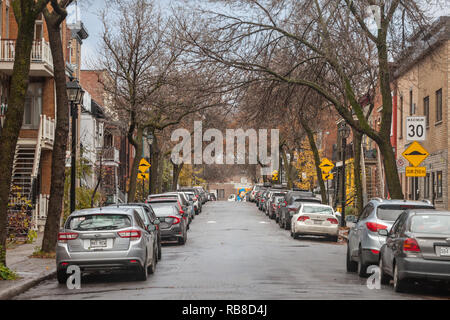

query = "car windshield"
[302,206,334,215]
[377,205,433,221]
[274,197,284,203]
[152,206,177,217]
[410,215,450,235]
[68,214,131,231]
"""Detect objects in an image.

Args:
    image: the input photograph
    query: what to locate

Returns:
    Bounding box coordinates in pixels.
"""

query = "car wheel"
[148,251,157,275]
[357,247,368,277]
[379,257,390,285]
[330,235,339,242]
[137,256,148,281]
[393,262,410,293]
[346,245,358,272]
[284,220,290,230]
[279,217,284,229]
[178,233,186,245]
[57,269,69,284]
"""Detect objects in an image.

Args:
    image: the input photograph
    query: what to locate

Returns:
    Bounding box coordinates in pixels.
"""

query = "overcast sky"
[67,0,450,69]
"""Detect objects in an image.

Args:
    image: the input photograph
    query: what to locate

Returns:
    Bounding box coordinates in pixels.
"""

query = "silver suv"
[56,207,158,283]
[346,198,434,277]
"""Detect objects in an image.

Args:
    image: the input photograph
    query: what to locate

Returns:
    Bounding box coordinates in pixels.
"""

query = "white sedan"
[290,203,339,242]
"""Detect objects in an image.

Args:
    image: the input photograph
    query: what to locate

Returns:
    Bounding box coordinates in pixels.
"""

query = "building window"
[399,96,403,139]
[23,83,42,129]
[436,171,442,198]
[435,89,442,123]
[423,96,429,127]
[424,173,430,199]
[409,89,414,115]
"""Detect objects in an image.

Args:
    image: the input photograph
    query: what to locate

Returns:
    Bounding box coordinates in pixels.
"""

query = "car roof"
[69,207,136,217]
[370,198,434,207]
[301,203,332,208]
[406,209,449,216]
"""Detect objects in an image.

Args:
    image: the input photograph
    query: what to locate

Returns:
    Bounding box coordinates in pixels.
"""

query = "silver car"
[347,198,434,277]
[56,207,158,283]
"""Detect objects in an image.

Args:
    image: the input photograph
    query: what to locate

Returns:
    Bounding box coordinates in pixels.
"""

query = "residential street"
[14,202,450,300]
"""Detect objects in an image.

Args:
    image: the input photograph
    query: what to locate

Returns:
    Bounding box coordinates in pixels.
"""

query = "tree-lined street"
[14,202,449,300]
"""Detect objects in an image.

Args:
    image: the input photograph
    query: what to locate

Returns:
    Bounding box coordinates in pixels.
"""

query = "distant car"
[151,203,188,245]
[147,195,190,228]
[268,195,286,220]
[290,203,339,242]
[56,207,158,283]
[250,185,263,202]
[379,210,450,292]
[228,194,236,202]
[108,203,162,260]
[165,192,195,224]
[183,191,201,215]
[209,193,217,201]
[178,188,203,212]
[266,191,288,219]
[346,198,435,277]
[278,191,322,230]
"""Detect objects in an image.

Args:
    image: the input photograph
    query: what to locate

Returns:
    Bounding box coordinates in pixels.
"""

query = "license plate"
[439,246,450,256]
[314,220,323,225]
[90,239,107,248]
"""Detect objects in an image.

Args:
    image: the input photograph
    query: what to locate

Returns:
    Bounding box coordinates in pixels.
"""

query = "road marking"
[207,221,217,224]
[259,221,269,224]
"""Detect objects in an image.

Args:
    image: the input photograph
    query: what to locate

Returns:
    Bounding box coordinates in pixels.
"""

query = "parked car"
[165,192,195,224]
[194,186,208,204]
[255,189,266,208]
[378,209,450,292]
[290,203,339,242]
[267,191,288,219]
[346,198,435,277]
[150,203,188,245]
[228,194,236,201]
[147,195,190,228]
[184,191,201,215]
[250,184,263,202]
[178,188,203,213]
[278,191,322,230]
[56,207,158,283]
[108,203,162,260]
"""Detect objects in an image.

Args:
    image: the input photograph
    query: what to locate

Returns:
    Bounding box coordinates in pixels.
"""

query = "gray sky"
[68,0,450,69]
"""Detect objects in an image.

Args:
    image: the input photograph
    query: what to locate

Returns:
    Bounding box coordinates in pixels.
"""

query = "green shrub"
[0,264,18,280]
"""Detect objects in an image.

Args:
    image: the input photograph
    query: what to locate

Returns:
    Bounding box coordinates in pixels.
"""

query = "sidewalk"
[0,233,56,300]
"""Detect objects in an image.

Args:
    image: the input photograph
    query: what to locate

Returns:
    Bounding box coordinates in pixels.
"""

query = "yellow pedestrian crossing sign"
[139,158,151,173]
[402,141,429,167]
[319,158,334,173]
[137,172,149,181]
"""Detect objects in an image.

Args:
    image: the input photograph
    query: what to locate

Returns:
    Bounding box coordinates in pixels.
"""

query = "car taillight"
[118,230,142,240]
[179,210,186,219]
[272,204,276,209]
[327,218,339,224]
[403,238,421,252]
[297,216,310,222]
[58,232,78,242]
[288,208,297,212]
[366,222,388,232]
[261,199,265,202]
[170,216,181,225]
[370,249,380,255]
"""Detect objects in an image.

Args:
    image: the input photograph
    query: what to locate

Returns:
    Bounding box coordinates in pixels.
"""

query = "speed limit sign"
[406,117,426,141]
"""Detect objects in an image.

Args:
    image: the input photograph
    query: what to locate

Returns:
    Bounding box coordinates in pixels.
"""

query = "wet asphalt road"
[15,201,450,300]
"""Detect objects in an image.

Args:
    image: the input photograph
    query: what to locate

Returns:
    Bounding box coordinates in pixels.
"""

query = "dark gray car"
[151,203,188,245]
[379,209,450,292]
[278,191,321,230]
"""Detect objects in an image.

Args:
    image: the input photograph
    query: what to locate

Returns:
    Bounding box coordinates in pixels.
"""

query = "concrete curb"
[0,269,56,300]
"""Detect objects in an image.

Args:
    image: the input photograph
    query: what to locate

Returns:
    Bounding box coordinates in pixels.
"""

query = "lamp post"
[67,79,84,213]
[338,121,351,227]
[146,131,154,197]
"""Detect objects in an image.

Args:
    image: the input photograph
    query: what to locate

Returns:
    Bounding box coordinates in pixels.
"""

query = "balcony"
[40,115,55,149]
[102,147,120,166]
[0,39,53,77]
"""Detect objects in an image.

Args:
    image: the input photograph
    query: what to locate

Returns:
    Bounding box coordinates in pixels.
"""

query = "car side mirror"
[378,229,388,237]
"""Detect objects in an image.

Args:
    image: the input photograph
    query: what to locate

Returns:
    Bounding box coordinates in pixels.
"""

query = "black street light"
[338,121,351,227]
[67,78,84,213]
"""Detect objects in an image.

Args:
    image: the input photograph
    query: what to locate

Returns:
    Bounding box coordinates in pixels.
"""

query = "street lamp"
[67,78,84,213]
[338,121,351,227]
[146,131,154,197]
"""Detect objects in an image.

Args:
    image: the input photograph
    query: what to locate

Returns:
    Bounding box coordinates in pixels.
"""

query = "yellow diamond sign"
[139,158,151,173]
[137,172,149,181]
[319,158,334,173]
[402,141,429,167]
[322,173,334,181]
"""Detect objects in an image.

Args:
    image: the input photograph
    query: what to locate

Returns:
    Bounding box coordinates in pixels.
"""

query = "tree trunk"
[0,5,41,265]
[41,6,72,253]
[150,136,160,194]
[127,127,143,203]
[301,119,327,204]
[352,128,364,214]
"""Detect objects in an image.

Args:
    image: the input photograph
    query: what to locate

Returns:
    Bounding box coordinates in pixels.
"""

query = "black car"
[109,203,162,260]
[379,209,450,292]
[151,203,188,245]
[178,188,203,213]
[278,191,322,230]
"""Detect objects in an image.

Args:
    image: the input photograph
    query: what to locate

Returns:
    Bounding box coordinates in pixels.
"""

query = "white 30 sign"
[406,117,426,141]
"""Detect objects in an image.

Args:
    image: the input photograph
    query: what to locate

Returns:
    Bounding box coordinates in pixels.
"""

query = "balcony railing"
[40,114,55,144]
[0,39,53,67]
[103,147,120,163]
